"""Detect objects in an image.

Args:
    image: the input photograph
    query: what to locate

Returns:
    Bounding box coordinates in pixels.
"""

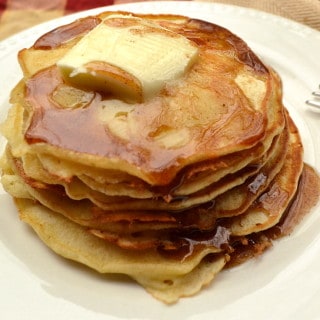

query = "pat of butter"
[57,14,198,102]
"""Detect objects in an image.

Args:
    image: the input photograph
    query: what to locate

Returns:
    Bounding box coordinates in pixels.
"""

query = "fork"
[306,84,320,108]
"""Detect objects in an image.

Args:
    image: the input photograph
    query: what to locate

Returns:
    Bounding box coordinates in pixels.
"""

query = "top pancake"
[6,12,284,186]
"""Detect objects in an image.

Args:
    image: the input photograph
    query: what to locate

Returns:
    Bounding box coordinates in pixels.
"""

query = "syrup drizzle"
[157,165,320,264]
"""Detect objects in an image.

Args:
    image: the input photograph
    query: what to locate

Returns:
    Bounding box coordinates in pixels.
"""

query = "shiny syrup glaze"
[24,67,194,185]
[33,17,101,49]
[24,16,269,185]
[158,226,231,262]
[158,165,320,263]
[185,19,268,74]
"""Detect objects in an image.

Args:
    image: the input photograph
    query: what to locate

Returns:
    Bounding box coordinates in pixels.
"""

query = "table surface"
[0,0,319,41]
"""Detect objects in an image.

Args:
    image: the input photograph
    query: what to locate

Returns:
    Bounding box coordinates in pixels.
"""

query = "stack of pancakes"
[1,12,319,304]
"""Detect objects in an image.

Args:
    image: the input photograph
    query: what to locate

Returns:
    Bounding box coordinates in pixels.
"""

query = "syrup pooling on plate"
[227,164,320,268]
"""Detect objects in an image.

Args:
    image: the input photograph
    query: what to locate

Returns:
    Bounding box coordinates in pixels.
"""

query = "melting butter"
[57,14,198,102]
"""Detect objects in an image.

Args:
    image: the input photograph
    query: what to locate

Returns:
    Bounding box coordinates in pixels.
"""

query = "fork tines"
[306,85,320,108]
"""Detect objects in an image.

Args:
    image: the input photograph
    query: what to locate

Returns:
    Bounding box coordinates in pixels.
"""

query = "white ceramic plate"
[1,2,320,319]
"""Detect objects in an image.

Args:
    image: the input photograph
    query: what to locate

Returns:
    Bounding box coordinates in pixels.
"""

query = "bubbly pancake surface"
[0,11,319,304]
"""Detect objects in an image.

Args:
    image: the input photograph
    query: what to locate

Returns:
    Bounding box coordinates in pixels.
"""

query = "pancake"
[0,111,306,248]
[1,118,287,238]
[15,196,227,304]
[5,163,320,305]
[1,11,319,304]
[4,12,285,187]
[3,103,286,219]
[4,72,280,198]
